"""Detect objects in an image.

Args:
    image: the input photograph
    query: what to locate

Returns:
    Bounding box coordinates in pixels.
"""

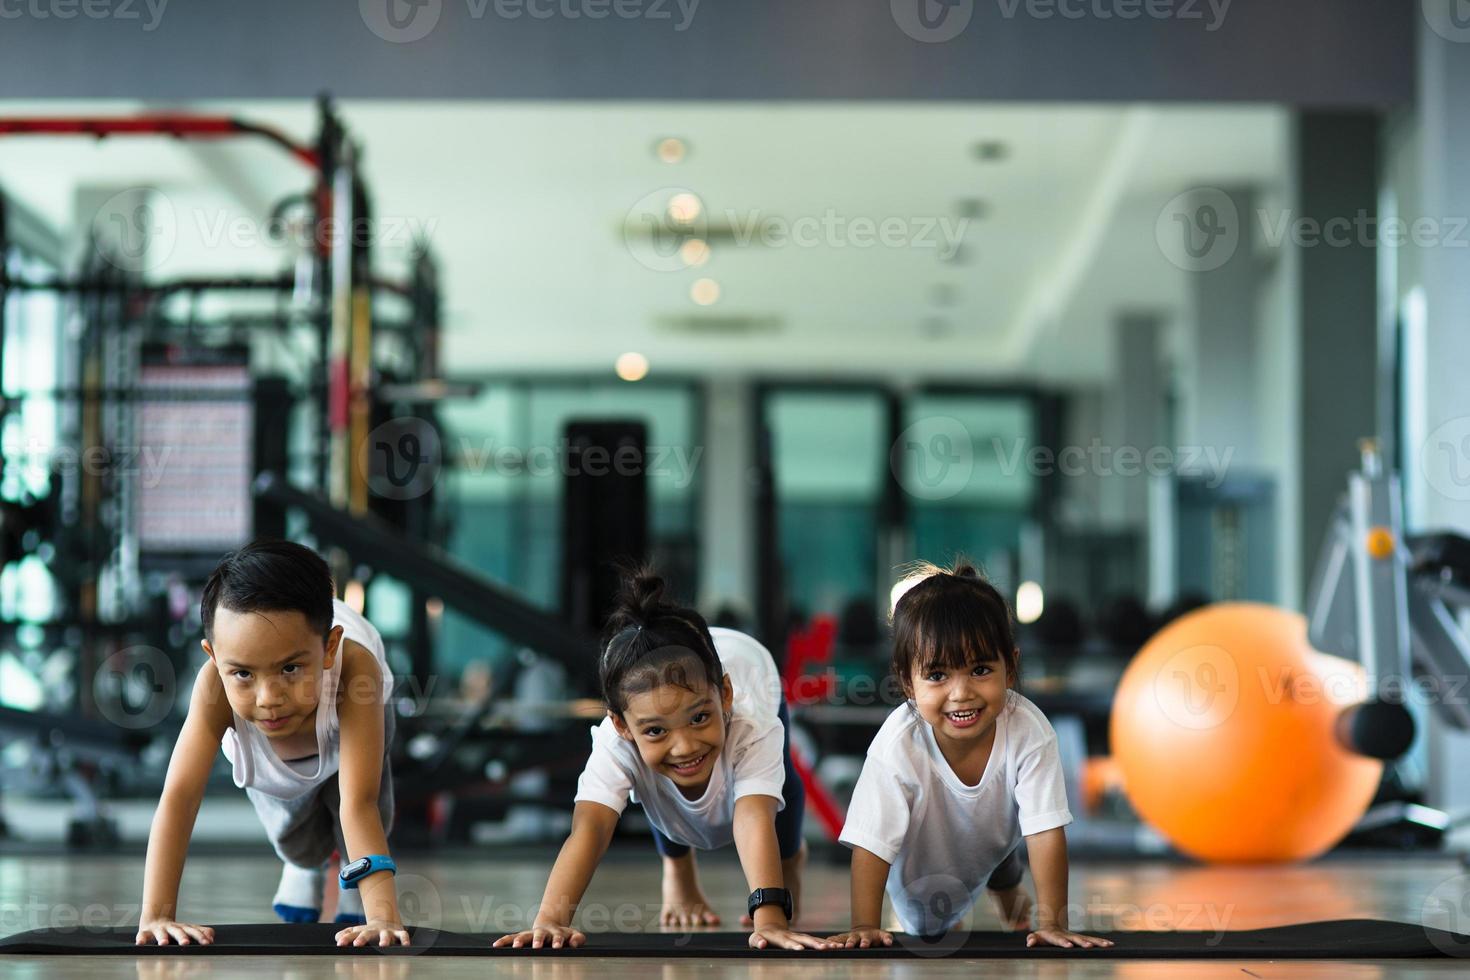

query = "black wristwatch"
[747,887,793,922]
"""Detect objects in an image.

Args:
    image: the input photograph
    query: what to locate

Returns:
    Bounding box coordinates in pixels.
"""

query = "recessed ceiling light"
[680,239,710,267]
[616,351,650,382]
[972,140,1009,162]
[667,192,702,224]
[656,138,687,164]
[956,198,988,220]
[690,278,721,306]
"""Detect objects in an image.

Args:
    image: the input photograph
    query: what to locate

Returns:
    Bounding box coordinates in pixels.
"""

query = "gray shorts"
[247,709,395,869]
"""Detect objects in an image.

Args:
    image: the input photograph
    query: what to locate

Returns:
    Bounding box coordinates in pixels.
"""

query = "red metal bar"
[0,115,321,170]
[791,747,845,841]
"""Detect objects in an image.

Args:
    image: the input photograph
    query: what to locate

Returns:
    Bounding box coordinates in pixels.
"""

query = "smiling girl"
[830,561,1112,949]
[495,569,830,952]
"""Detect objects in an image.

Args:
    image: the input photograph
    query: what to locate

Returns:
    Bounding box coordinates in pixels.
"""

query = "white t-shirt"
[573,627,786,851]
[839,690,1071,936]
[221,598,393,800]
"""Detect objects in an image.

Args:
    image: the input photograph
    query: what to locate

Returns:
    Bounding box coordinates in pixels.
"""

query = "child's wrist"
[752,906,787,930]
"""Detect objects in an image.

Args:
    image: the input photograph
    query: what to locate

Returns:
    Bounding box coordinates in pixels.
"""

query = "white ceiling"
[0,100,1288,384]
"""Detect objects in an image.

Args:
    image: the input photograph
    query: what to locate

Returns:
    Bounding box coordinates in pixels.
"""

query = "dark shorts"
[649,700,806,861]
[986,845,1027,891]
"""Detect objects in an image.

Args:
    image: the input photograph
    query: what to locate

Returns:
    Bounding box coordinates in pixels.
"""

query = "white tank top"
[221,598,393,800]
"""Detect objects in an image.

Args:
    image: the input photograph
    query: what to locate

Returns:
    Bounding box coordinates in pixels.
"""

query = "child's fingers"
[182,925,211,945]
[166,925,192,945]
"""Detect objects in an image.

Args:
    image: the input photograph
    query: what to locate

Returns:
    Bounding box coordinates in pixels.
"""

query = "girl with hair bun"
[496,568,830,952]
[830,561,1112,949]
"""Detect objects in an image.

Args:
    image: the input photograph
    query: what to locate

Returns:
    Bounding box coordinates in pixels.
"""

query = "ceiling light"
[972,140,1009,162]
[690,278,721,306]
[667,192,702,224]
[656,138,687,164]
[680,239,710,267]
[616,351,650,382]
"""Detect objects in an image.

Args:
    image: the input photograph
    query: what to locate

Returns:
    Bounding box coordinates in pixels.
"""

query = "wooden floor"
[1,848,1467,977]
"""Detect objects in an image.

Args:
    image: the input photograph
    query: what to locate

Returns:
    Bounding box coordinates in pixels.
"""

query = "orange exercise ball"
[1111,603,1382,863]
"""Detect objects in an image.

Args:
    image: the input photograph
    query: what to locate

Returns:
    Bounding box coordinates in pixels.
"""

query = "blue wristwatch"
[339,855,397,889]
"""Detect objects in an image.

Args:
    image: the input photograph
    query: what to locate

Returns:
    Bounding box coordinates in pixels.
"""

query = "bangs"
[892,567,1014,681]
[913,607,1006,674]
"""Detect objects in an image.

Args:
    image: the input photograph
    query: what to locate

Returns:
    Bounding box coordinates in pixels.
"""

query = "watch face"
[344,858,369,878]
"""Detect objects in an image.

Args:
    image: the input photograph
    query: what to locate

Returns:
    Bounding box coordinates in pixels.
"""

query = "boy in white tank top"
[135,540,408,949]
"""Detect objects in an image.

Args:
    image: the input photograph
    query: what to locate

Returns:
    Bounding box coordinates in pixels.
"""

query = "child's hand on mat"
[827,926,894,949]
[135,919,215,946]
[1026,927,1114,949]
[748,925,836,951]
[492,923,587,949]
[660,898,721,928]
[334,919,412,947]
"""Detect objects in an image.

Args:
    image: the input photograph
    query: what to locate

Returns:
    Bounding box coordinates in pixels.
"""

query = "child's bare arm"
[136,662,231,945]
[492,800,620,949]
[334,640,408,947]
[731,795,831,950]
[1023,826,1112,949]
[829,845,893,947]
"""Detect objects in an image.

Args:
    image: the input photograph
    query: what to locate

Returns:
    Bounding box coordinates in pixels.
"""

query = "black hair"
[891,560,1018,693]
[598,566,724,716]
[201,539,335,644]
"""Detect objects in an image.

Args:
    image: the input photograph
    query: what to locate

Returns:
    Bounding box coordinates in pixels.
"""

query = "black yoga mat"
[2,920,1467,958]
